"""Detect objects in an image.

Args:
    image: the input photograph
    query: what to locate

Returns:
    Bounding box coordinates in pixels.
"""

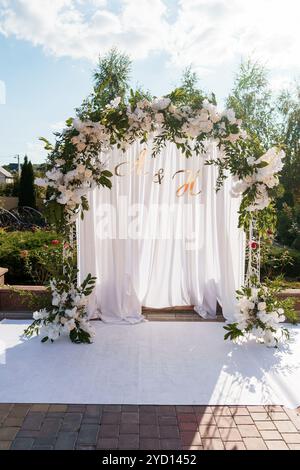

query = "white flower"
[84,169,93,179]
[33,308,48,321]
[64,319,76,332]
[154,112,165,124]
[46,169,63,182]
[252,327,264,339]
[79,319,95,337]
[263,330,277,348]
[202,99,220,123]
[65,307,78,319]
[72,118,86,132]
[40,323,62,342]
[223,108,237,124]
[107,96,121,109]
[72,295,87,308]
[35,178,48,188]
[278,308,284,315]
[247,157,256,166]
[226,133,240,143]
[151,97,171,111]
[258,302,267,311]
[52,295,60,307]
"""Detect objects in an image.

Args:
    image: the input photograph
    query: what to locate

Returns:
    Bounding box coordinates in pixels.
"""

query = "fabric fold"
[78,140,245,323]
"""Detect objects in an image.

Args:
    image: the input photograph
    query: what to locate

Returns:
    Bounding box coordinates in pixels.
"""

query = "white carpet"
[0,320,300,408]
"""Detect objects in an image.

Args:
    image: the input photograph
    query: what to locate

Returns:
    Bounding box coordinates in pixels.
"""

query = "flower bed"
[0,230,64,285]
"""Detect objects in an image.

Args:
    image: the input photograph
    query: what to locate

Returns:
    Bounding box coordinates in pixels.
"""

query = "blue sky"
[0,0,299,164]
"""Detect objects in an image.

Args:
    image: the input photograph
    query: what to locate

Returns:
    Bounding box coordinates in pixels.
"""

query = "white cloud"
[50,121,66,132]
[25,140,47,164]
[0,0,299,79]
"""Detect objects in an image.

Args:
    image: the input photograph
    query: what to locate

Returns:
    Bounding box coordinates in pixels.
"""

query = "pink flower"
[51,239,60,246]
[249,241,258,250]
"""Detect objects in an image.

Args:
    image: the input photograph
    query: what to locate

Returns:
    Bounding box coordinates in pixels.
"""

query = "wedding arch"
[25,89,290,347]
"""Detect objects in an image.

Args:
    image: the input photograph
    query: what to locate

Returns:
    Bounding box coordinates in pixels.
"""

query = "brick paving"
[0,404,300,450]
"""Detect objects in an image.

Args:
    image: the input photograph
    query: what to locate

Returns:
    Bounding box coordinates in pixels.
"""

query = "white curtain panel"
[78,140,245,323]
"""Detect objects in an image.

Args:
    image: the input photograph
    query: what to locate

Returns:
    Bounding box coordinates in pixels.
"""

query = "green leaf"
[256,161,269,168]
[65,117,73,127]
[39,137,53,151]
[101,170,113,178]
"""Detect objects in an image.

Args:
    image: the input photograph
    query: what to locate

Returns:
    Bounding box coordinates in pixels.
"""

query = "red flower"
[267,229,273,236]
[249,241,258,250]
[51,239,60,246]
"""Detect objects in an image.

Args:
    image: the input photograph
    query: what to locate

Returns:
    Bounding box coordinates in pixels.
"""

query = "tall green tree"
[226,60,280,148]
[277,85,300,204]
[78,48,132,117]
[18,156,36,208]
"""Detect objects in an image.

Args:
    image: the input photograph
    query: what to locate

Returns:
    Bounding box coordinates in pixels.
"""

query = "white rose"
[152,97,171,111]
[33,311,42,320]
[247,157,256,165]
[65,307,77,318]
[52,295,60,307]
[107,96,121,109]
[64,319,76,332]
[84,169,93,179]
[258,302,267,311]
[76,142,86,152]
[223,108,237,124]
[263,330,277,348]
[155,112,165,124]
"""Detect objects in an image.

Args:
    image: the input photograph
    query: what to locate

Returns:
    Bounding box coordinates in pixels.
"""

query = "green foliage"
[224,278,297,344]
[226,59,280,148]
[0,229,63,285]
[78,48,132,117]
[261,245,300,281]
[18,156,36,208]
[0,176,19,197]
[277,86,300,202]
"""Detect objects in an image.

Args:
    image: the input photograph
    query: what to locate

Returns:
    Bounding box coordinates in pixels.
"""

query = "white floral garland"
[35,97,248,224]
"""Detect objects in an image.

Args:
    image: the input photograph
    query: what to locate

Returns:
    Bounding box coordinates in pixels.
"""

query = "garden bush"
[0,229,64,285]
[261,245,300,281]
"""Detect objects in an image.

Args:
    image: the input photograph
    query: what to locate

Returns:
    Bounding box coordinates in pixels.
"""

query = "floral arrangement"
[35,92,250,230]
[28,86,292,345]
[24,248,96,344]
[224,281,296,347]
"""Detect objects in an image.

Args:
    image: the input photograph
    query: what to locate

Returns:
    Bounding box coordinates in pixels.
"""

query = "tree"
[277,85,300,204]
[78,48,132,118]
[18,156,36,208]
[180,66,203,98]
[94,47,131,102]
[226,60,280,148]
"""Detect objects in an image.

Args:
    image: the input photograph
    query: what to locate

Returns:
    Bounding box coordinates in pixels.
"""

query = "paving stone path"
[1,404,300,450]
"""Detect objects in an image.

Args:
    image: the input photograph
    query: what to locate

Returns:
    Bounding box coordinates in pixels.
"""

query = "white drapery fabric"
[78,140,245,323]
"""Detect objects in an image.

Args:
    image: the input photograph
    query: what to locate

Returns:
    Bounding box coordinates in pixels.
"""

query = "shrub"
[261,245,300,281]
[0,229,65,285]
